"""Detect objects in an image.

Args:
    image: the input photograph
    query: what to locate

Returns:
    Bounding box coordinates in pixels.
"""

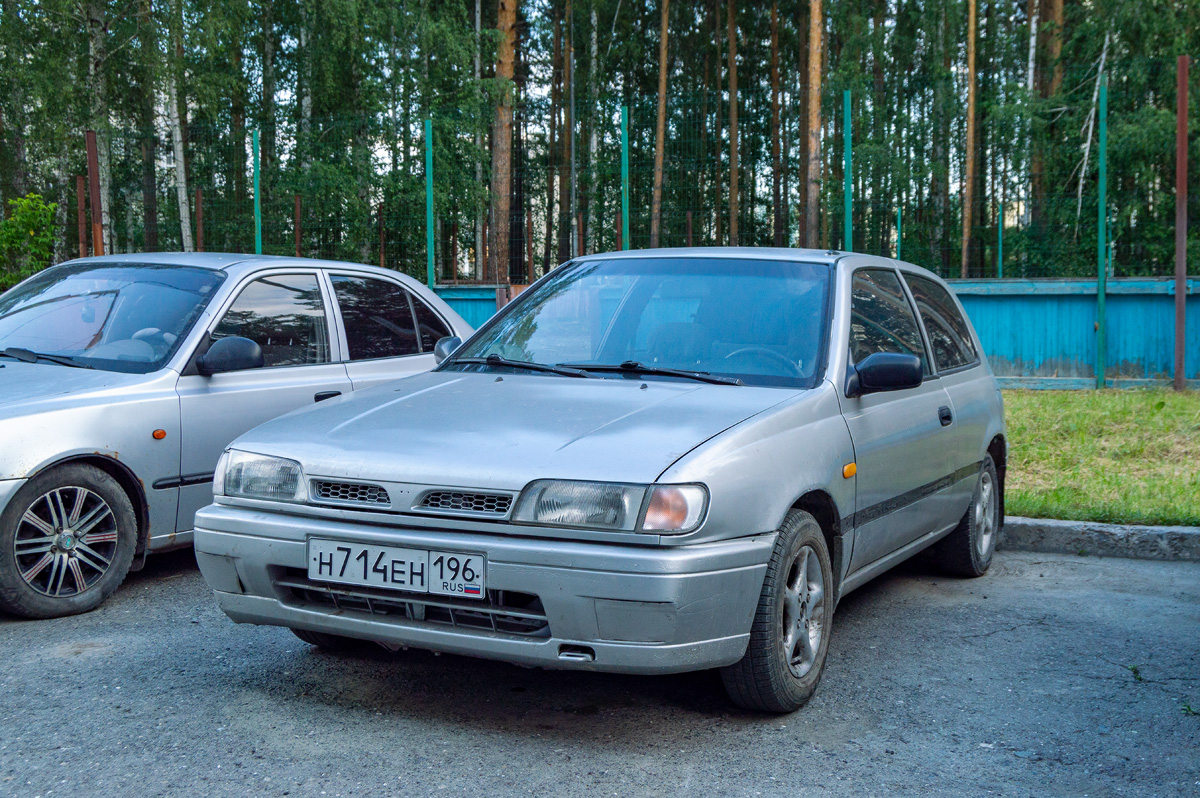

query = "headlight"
[217,450,308,502]
[512,480,707,533]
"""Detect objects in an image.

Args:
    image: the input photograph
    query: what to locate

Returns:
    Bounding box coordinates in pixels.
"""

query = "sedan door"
[841,268,961,573]
[174,271,352,532]
[325,271,455,391]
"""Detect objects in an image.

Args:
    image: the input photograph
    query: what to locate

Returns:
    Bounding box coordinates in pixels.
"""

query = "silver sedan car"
[195,248,1005,712]
[0,254,469,618]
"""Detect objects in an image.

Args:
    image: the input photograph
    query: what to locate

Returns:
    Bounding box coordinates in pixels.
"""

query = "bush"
[0,193,59,291]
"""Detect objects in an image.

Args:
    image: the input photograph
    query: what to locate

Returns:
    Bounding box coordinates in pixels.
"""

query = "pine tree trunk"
[713,0,723,245]
[649,0,669,248]
[85,0,113,254]
[475,0,484,278]
[726,0,738,246]
[770,2,782,246]
[960,0,977,278]
[586,7,598,253]
[167,0,192,251]
[137,0,157,251]
[805,0,822,248]
[486,0,517,283]
[260,0,276,208]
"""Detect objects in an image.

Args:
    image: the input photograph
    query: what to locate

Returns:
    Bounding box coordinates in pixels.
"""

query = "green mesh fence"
[4,56,1197,286]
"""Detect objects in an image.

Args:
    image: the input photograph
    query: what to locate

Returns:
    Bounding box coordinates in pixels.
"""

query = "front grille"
[277,571,550,638]
[312,480,391,507]
[418,490,512,516]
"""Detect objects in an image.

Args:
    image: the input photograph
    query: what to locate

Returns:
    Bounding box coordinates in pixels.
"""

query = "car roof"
[569,247,949,285]
[54,253,423,282]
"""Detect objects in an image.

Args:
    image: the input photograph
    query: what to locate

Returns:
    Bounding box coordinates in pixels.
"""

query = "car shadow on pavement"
[206,555,950,743]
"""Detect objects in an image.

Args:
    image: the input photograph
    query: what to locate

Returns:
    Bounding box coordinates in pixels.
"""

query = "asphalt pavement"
[1,549,1197,798]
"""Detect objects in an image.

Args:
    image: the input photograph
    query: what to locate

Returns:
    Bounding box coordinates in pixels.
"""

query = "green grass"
[1003,389,1200,527]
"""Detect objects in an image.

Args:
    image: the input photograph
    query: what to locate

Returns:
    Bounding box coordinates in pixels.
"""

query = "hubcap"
[13,487,117,598]
[974,471,997,560]
[780,545,825,678]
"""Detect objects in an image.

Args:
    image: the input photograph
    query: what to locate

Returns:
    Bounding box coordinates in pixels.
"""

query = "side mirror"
[197,336,265,376]
[845,352,923,398]
[433,336,462,365]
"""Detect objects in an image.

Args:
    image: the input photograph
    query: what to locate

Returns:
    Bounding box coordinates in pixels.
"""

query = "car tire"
[0,464,137,619]
[721,509,834,713]
[290,627,368,651]
[933,455,1001,578]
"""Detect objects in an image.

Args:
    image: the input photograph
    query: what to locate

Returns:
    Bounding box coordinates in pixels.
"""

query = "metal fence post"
[85,130,103,256]
[1096,76,1108,389]
[843,90,852,252]
[896,206,902,261]
[621,106,630,250]
[253,129,262,255]
[997,202,1003,279]
[425,118,435,287]
[1176,55,1190,391]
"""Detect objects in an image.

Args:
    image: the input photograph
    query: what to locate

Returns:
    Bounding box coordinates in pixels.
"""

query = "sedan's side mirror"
[845,352,923,398]
[433,336,462,365]
[197,336,265,376]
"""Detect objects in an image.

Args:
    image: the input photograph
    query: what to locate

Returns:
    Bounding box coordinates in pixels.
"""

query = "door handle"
[314,390,342,403]
[938,406,953,426]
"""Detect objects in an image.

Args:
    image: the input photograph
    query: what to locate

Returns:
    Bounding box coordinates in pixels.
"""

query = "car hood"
[0,362,151,413]
[232,371,801,488]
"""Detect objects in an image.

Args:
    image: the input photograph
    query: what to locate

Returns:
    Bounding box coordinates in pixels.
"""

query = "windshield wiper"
[559,361,742,386]
[452,354,594,379]
[0,347,94,369]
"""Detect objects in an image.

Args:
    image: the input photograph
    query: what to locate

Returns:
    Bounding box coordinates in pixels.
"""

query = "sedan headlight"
[512,480,707,534]
[215,450,308,503]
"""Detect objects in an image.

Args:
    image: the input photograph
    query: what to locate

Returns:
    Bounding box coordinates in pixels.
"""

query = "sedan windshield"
[448,257,831,388]
[0,263,225,374]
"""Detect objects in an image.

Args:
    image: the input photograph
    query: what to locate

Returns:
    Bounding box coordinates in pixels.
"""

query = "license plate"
[307,538,486,600]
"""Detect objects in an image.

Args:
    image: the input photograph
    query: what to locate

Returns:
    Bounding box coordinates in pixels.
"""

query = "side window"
[904,274,979,371]
[411,297,452,352]
[330,274,420,360]
[849,269,929,374]
[211,273,330,368]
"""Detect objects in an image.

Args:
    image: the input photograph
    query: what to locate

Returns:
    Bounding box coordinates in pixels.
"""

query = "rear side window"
[330,274,420,360]
[849,269,929,374]
[212,274,330,367]
[904,274,978,371]
[412,297,452,352]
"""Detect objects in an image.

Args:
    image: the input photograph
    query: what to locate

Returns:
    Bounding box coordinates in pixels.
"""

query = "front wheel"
[721,509,834,713]
[0,464,137,618]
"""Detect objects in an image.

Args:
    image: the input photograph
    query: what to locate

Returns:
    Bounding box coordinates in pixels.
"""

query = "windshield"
[448,257,832,388]
[0,262,226,374]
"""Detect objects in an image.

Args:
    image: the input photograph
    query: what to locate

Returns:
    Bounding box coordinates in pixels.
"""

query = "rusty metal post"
[85,131,103,256]
[75,176,87,259]
[195,187,204,252]
[294,194,301,257]
[576,213,584,257]
[1176,55,1190,391]
[687,211,693,248]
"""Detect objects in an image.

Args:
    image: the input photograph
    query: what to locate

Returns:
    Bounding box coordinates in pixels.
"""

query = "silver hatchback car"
[0,254,469,618]
[195,249,1005,712]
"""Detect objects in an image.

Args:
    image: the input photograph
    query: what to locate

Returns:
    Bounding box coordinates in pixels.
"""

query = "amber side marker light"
[152,429,167,440]
[842,463,857,479]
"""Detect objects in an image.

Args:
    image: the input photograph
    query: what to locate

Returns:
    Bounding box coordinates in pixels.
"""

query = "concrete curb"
[999,516,1200,562]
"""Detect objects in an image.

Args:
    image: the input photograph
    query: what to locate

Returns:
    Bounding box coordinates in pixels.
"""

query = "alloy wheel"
[14,487,118,598]
[780,544,825,678]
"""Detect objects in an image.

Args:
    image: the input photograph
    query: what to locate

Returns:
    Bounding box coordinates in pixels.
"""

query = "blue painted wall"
[434,286,502,330]
[438,278,1200,389]
[952,278,1199,388]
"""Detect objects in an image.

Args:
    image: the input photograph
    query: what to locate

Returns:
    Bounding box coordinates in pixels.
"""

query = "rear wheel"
[721,509,834,713]
[0,464,137,618]
[290,627,368,651]
[933,455,1000,577]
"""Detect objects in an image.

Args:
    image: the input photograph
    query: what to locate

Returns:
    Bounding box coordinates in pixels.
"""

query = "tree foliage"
[0,0,1196,282]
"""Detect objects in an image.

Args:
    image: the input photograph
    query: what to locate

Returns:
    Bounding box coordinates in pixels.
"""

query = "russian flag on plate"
[463,585,482,596]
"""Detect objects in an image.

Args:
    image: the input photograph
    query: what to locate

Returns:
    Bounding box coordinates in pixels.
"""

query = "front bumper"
[194,503,773,675]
